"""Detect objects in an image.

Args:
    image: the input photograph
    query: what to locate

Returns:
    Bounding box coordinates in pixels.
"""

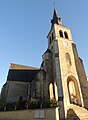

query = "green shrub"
[26,98,40,109]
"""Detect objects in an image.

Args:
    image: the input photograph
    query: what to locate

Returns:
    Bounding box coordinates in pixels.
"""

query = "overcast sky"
[0,0,88,91]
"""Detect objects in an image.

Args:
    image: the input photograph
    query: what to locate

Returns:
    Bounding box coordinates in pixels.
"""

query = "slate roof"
[7,69,39,82]
[51,8,63,26]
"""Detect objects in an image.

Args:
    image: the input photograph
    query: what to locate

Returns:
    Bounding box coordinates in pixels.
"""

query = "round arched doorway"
[67,76,82,106]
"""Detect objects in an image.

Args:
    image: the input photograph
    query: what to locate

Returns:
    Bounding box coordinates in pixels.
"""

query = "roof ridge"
[10,63,39,70]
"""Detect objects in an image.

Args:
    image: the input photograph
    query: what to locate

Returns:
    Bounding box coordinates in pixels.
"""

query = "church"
[1,8,88,119]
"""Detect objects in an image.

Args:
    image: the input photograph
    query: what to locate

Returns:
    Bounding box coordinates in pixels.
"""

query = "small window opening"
[52,32,54,40]
[19,96,23,102]
[64,31,68,39]
[65,53,72,65]
[59,30,63,38]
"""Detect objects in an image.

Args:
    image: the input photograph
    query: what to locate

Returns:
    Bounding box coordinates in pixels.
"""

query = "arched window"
[52,32,54,40]
[65,53,71,65]
[64,31,68,39]
[54,82,58,101]
[69,81,77,104]
[49,83,54,100]
[19,96,23,102]
[59,30,63,38]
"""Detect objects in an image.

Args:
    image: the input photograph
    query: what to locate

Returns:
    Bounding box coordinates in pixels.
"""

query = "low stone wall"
[0,108,59,120]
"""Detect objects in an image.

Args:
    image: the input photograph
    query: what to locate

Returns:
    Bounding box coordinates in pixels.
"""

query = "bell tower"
[47,8,84,119]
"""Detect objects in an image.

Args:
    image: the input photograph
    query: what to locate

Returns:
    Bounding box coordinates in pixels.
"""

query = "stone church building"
[1,8,88,119]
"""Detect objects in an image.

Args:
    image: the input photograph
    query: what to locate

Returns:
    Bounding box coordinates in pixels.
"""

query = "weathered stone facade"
[72,43,88,109]
[1,8,88,120]
[1,64,40,103]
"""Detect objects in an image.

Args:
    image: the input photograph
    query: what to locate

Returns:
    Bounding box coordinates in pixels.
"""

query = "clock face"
[63,42,68,46]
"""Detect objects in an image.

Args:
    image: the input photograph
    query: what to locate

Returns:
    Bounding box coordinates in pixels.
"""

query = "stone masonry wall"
[72,43,88,109]
[0,108,59,120]
[6,81,29,103]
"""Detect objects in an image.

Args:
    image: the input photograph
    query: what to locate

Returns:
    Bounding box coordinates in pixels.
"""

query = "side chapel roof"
[7,63,39,82]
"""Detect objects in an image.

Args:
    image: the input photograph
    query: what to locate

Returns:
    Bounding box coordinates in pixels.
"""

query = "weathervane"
[53,0,56,8]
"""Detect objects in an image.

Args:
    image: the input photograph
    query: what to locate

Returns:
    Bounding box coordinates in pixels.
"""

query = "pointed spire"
[51,8,63,26]
[53,8,59,19]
